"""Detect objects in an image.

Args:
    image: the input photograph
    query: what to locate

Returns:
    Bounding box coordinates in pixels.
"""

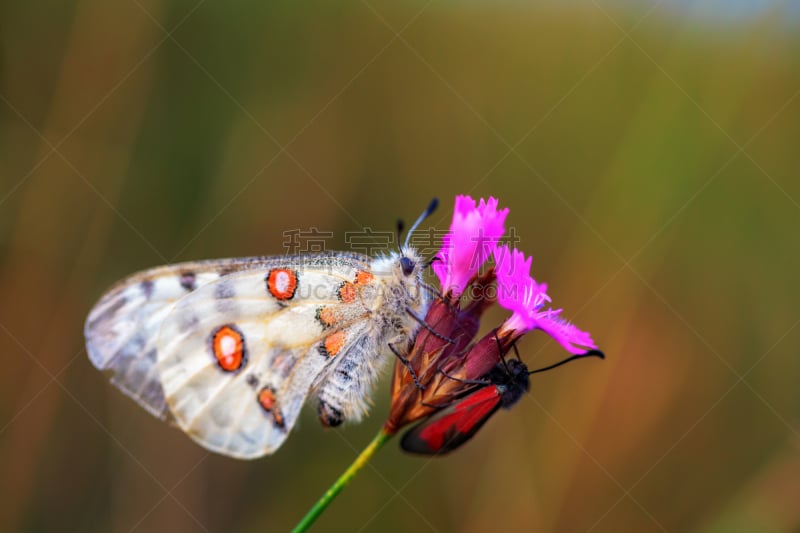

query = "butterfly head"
[380,248,426,283]
[399,256,416,277]
[394,197,438,280]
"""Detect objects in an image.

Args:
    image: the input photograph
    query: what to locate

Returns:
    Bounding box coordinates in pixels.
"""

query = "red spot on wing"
[257,387,286,429]
[323,331,346,357]
[403,386,502,454]
[338,282,356,303]
[211,325,246,372]
[267,269,298,300]
[355,270,374,285]
[258,387,276,411]
[317,306,339,327]
[338,270,373,303]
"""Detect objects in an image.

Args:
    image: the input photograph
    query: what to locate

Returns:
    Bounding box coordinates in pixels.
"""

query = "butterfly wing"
[84,253,370,425]
[155,261,371,458]
[400,385,503,455]
[84,260,246,420]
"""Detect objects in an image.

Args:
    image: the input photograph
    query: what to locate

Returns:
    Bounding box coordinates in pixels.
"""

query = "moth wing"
[400,386,503,455]
[156,264,360,459]
[84,262,235,420]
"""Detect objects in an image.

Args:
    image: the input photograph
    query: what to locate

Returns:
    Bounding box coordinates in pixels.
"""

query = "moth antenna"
[528,350,605,375]
[511,342,522,362]
[493,330,512,375]
[403,197,439,250]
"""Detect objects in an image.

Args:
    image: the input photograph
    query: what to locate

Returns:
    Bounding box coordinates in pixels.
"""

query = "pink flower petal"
[494,245,550,330]
[535,309,597,354]
[494,245,596,354]
[433,195,509,296]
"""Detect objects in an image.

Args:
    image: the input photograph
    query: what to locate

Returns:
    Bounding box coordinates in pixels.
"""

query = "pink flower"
[432,195,509,297]
[494,245,596,354]
[385,195,603,438]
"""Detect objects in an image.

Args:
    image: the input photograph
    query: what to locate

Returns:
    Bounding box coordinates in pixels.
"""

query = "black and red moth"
[400,351,604,455]
[400,359,530,455]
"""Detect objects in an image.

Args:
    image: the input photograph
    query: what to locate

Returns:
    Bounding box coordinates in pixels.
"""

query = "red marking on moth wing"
[324,330,346,357]
[338,282,356,303]
[212,325,246,372]
[417,387,501,451]
[267,269,298,300]
[355,270,374,285]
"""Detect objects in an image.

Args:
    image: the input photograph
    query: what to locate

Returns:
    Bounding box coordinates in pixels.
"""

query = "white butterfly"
[85,202,437,459]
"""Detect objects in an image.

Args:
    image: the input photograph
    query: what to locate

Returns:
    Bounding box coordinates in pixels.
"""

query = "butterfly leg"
[437,368,490,386]
[388,341,425,390]
[405,308,455,344]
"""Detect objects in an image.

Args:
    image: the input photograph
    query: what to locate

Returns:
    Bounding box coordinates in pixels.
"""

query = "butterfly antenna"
[396,219,405,255]
[528,350,605,375]
[403,197,439,250]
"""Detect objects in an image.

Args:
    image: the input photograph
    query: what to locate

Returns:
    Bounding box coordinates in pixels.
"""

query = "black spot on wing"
[179,272,196,291]
[271,351,297,378]
[214,280,235,299]
[317,343,330,358]
[141,280,154,299]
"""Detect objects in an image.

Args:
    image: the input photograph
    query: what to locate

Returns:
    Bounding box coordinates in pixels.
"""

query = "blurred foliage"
[1,1,798,532]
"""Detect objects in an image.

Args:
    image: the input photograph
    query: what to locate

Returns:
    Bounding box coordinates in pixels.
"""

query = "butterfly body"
[85,250,428,459]
[400,358,530,455]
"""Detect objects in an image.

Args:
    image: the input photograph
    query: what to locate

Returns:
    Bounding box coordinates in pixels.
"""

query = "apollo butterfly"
[85,200,438,459]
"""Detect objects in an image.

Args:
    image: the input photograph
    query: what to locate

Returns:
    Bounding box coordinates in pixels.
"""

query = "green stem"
[291,429,394,533]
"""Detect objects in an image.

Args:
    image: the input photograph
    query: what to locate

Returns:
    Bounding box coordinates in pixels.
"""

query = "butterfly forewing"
[85,262,234,420]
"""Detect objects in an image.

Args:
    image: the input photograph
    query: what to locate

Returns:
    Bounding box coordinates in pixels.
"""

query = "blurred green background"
[1,1,798,531]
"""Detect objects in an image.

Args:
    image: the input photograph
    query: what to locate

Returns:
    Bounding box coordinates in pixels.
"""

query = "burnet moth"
[400,350,605,455]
